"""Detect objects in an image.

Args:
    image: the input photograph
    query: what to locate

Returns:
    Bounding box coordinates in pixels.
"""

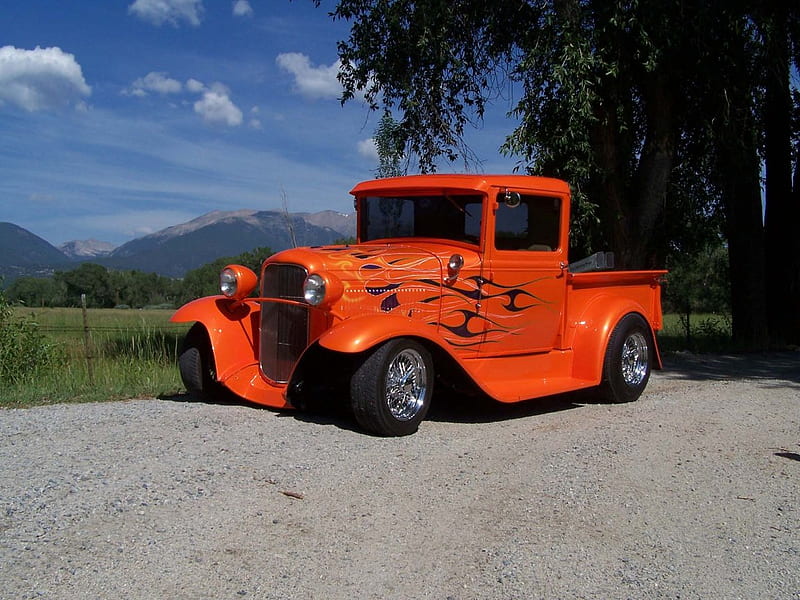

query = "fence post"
[81,293,94,384]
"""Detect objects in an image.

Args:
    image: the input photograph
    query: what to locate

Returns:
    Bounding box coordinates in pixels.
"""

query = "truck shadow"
[426,388,582,425]
[658,351,800,387]
[161,350,798,433]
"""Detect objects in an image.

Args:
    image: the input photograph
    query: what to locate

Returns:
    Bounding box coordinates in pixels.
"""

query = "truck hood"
[267,242,481,315]
[269,242,479,277]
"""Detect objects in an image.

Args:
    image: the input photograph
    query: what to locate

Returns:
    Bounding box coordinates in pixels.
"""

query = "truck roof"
[350,174,570,197]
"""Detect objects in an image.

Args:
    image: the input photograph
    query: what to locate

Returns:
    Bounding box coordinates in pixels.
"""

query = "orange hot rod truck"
[172,174,666,436]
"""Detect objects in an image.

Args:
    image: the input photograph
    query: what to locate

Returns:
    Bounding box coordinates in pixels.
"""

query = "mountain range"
[0,209,356,283]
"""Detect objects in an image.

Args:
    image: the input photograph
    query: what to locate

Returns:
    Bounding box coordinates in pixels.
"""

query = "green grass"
[657,312,732,353]
[3,307,191,408]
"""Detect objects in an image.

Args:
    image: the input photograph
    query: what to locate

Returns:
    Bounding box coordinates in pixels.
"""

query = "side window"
[464,201,482,241]
[494,193,561,251]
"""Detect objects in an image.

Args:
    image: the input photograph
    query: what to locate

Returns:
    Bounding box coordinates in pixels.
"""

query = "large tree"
[319,0,800,347]
[760,0,800,345]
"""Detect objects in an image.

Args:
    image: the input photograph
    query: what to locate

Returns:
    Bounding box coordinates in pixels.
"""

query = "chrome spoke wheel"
[350,338,434,436]
[385,348,428,421]
[620,332,649,387]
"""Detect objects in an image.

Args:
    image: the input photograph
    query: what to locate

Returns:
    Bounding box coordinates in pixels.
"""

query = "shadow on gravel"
[659,351,800,388]
[160,351,798,434]
[159,390,251,407]
[426,388,582,425]
[775,451,800,462]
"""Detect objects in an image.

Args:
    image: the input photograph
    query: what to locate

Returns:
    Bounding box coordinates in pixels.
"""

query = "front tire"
[598,313,652,403]
[178,323,220,399]
[350,338,433,436]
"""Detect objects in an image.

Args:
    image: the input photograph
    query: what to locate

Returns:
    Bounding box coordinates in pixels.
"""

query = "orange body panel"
[171,297,290,408]
[172,174,665,408]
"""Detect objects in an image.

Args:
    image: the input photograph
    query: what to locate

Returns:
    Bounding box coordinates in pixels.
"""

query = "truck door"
[483,190,568,355]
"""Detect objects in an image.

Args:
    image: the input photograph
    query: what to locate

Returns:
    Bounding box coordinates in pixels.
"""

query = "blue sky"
[1,0,519,247]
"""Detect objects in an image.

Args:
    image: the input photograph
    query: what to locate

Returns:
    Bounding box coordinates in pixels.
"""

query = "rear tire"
[598,313,652,403]
[350,338,433,436]
[178,324,220,399]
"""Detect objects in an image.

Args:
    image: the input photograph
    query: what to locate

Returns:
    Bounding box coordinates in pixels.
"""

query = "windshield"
[360,194,483,244]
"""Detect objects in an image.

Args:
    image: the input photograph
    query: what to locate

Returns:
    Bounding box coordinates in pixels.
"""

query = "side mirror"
[503,190,521,208]
[444,253,464,285]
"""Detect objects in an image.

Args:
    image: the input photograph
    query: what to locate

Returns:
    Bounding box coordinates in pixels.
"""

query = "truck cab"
[172,175,665,436]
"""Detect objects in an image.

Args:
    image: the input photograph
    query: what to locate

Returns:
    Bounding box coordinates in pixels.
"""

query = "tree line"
[4,248,272,309]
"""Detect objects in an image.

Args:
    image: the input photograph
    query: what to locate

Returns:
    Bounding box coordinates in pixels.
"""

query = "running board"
[461,350,597,403]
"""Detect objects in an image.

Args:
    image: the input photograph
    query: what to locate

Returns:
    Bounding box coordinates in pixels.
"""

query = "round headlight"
[220,268,238,297]
[219,264,258,301]
[303,274,326,306]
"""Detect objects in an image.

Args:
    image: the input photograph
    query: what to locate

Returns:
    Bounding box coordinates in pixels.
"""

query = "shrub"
[0,289,57,384]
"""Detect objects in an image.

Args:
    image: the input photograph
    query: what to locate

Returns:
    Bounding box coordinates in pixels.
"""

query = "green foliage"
[2,307,186,407]
[664,243,731,348]
[333,237,357,245]
[332,0,504,171]
[5,247,274,311]
[5,276,68,307]
[54,263,116,308]
[665,243,730,314]
[374,112,406,178]
[0,289,57,385]
[174,246,272,305]
[658,313,733,354]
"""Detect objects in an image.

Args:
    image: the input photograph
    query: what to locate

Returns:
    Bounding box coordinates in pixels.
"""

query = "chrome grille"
[260,264,309,383]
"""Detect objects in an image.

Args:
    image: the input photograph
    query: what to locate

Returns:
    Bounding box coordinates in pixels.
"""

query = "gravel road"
[1,353,798,600]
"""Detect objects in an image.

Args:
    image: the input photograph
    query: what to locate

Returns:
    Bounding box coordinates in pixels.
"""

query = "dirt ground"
[1,352,798,599]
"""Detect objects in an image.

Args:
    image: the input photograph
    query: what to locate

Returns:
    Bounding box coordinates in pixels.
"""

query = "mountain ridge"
[1,210,356,283]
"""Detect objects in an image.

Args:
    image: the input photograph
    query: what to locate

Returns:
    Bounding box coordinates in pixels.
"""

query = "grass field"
[4,307,191,407]
[657,312,732,353]
[2,307,732,408]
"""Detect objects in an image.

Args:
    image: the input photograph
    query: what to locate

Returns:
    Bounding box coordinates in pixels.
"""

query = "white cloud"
[185,78,205,93]
[193,83,243,126]
[126,71,183,96]
[128,0,204,27]
[0,45,91,111]
[248,105,262,129]
[125,74,243,128]
[276,52,342,100]
[357,138,378,160]
[232,0,253,17]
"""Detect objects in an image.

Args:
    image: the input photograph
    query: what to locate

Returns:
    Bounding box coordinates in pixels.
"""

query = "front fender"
[318,314,447,354]
[172,297,290,409]
[171,297,292,404]
[171,297,261,377]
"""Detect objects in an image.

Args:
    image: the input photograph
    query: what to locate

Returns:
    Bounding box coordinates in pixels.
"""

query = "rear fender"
[569,296,662,383]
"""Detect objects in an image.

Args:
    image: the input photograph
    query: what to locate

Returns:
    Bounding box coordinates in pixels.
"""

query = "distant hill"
[0,222,72,283]
[0,210,357,283]
[101,209,356,277]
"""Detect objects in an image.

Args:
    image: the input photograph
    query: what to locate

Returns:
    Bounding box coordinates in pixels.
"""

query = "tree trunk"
[717,119,769,349]
[634,72,676,269]
[591,70,676,270]
[763,14,800,346]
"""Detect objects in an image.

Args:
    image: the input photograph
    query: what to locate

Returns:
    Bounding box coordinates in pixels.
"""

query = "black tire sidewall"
[178,323,216,397]
[601,313,652,403]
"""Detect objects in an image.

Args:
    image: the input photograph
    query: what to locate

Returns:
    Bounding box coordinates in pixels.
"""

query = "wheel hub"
[385,349,427,421]
[621,332,648,386]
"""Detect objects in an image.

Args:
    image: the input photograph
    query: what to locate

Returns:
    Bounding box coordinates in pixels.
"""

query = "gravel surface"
[1,352,798,600]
